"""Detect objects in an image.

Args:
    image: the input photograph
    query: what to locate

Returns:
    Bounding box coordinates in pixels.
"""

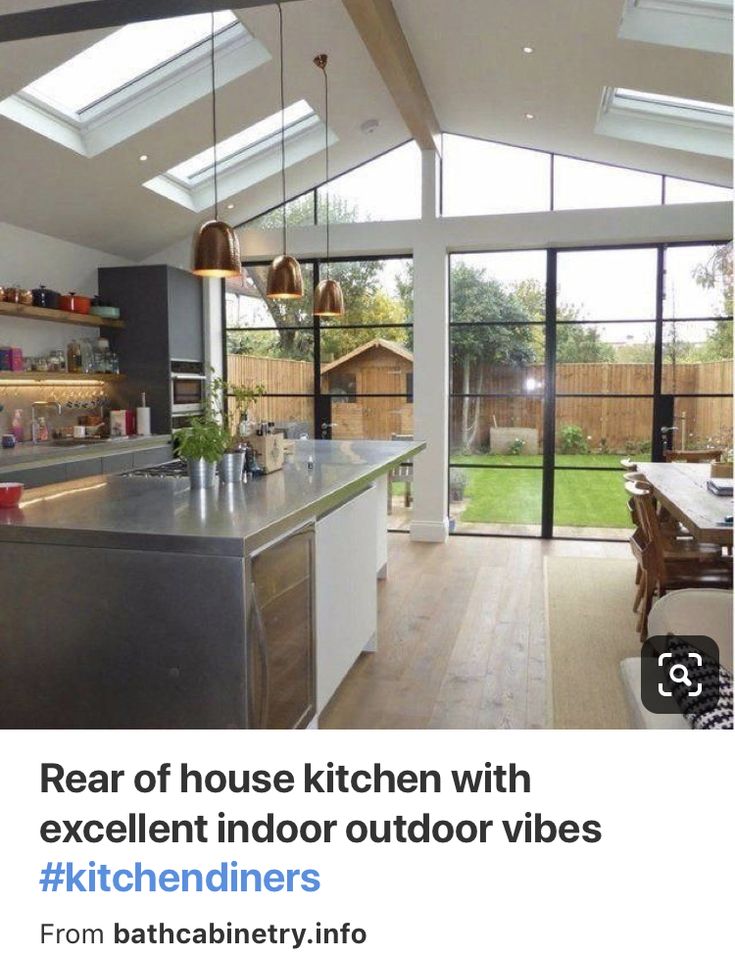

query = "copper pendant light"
[267,3,303,299]
[192,12,241,279]
[313,53,345,317]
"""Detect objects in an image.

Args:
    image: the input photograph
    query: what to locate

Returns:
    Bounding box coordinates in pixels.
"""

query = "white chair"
[620,589,733,729]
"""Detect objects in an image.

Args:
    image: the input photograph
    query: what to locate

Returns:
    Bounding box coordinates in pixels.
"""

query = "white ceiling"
[394,0,732,182]
[0,0,730,262]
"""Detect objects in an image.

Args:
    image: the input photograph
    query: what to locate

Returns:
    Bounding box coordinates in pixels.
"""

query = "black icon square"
[641,634,722,716]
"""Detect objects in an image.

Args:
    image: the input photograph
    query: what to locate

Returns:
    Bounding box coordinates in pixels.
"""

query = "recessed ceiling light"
[226,203,235,210]
[524,113,535,120]
[522,45,534,54]
[139,153,148,161]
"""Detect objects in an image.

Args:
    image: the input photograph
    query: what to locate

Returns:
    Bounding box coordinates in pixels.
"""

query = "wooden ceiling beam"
[342,0,441,153]
[0,0,301,43]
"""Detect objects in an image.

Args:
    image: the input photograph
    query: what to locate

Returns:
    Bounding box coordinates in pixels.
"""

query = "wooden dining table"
[636,462,734,546]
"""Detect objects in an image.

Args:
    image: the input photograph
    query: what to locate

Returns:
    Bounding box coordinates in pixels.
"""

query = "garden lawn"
[452,454,630,528]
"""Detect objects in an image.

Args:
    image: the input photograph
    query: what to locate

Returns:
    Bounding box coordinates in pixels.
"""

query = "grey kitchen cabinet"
[66,458,104,481]
[102,453,134,475]
[98,265,206,434]
[3,464,68,488]
[167,267,204,361]
[133,445,173,469]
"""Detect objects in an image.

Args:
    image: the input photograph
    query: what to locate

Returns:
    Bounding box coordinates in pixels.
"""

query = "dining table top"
[636,461,734,546]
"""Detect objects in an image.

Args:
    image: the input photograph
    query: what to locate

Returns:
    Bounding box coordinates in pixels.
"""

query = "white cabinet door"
[316,484,378,712]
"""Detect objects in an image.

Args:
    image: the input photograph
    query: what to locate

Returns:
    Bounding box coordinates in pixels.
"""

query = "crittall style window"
[225,138,731,541]
[449,242,732,540]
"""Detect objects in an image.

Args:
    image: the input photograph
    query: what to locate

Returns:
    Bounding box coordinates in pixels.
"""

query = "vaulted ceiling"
[0,0,730,262]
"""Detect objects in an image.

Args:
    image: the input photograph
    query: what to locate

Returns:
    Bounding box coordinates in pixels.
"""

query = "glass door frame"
[448,238,733,541]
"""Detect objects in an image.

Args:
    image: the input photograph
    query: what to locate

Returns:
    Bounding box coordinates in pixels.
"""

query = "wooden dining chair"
[625,481,732,637]
[664,449,724,463]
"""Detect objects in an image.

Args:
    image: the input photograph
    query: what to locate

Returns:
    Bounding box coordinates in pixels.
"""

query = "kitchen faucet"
[31,401,62,443]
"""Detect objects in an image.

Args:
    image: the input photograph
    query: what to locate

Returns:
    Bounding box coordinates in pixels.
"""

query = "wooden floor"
[320,533,629,729]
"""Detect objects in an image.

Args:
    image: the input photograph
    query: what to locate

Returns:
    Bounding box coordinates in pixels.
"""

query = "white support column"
[203,277,224,380]
[410,150,449,543]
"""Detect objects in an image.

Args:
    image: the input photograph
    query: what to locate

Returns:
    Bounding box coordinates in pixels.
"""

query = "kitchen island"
[0,439,424,729]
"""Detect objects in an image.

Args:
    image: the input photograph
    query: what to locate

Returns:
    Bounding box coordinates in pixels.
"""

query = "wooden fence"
[229,353,732,450]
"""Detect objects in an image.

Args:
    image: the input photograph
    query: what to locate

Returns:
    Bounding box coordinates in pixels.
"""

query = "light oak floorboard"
[319,534,629,729]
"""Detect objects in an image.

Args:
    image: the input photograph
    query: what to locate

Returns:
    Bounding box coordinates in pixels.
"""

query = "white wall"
[0,221,131,356]
[0,222,133,435]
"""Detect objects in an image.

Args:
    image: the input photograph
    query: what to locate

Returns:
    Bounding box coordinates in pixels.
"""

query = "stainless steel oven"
[170,359,206,416]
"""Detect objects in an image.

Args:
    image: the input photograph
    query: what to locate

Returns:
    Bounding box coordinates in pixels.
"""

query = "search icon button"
[669,663,693,688]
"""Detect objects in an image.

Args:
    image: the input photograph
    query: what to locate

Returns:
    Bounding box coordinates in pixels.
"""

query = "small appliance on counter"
[249,427,284,474]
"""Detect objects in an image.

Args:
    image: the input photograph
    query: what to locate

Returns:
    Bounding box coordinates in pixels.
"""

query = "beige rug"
[545,557,641,729]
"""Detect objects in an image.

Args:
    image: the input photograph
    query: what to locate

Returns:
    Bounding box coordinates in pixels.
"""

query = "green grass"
[451,454,631,528]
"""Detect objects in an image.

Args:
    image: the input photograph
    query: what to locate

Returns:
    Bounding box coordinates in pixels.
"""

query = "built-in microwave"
[170,359,206,416]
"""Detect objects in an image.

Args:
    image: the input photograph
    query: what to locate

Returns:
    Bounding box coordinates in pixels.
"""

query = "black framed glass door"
[449,240,732,540]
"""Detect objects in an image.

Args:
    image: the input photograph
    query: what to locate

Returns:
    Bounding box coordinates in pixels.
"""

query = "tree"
[511,278,615,363]
[451,263,535,450]
[693,243,733,361]
[231,195,390,360]
[320,290,408,362]
[614,341,654,363]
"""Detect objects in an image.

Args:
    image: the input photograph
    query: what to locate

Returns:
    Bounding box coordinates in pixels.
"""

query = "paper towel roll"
[136,406,151,437]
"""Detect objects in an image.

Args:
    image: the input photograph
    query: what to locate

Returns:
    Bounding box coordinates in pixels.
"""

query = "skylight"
[615,88,733,120]
[168,101,314,187]
[596,86,733,159]
[144,101,332,212]
[24,12,238,117]
[618,0,732,56]
[0,11,269,157]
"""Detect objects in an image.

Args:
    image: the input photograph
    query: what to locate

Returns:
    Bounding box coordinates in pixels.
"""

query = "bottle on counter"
[11,408,24,442]
[79,338,94,374]
[32,416,49,443]
[67,340,82,373]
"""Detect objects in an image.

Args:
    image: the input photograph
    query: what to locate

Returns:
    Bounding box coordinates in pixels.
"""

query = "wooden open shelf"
[0,299,125,329]
[0,372,125,383]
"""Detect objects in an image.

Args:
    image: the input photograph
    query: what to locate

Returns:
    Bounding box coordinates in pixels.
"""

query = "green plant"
[176,418,229,464]
[508,436,526,456]
[559,424,589,455]
[209,374,266,450]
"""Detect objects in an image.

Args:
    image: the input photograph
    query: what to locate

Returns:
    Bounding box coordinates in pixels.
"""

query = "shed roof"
[321,337,414,374]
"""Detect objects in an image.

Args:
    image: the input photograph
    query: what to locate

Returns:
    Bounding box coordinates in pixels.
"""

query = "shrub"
[560,424,589,455]
[508,437,526,456]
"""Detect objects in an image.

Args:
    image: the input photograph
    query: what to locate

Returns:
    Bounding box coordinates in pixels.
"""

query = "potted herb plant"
[176,417,229,489]
[209,375,266,483]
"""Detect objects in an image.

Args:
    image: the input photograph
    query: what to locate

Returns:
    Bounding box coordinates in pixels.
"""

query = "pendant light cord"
[278,2,287,257]
[210,11,219,220]
[323,61,330,279]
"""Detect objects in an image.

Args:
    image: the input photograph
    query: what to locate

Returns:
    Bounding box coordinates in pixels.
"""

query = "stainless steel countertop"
[0,435,172,473]
[0,440,425,556]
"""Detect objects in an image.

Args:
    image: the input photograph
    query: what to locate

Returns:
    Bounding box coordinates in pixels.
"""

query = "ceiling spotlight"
[139,154,149,162]
[524,112,535,120]
[522,45,534,54]
[360,118,380,135]
[226,203,235,210]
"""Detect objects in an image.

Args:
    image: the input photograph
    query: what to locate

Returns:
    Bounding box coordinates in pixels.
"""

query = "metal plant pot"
[188,458,217,490]
[219,451,246,484]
